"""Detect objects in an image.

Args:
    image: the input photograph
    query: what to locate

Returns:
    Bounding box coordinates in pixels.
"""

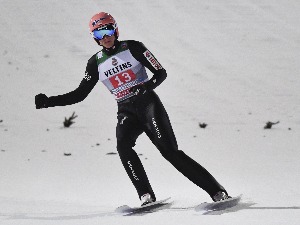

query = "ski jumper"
[46,40,226,200]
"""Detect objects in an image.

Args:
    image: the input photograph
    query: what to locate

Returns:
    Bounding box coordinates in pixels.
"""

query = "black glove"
[130,84,148,96]
[35,93,49,109]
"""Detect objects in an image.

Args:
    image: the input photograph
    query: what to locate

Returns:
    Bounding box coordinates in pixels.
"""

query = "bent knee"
[160,148,183,160]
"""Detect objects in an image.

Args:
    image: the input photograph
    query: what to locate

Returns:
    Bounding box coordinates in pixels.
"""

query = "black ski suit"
[37,40,226,201]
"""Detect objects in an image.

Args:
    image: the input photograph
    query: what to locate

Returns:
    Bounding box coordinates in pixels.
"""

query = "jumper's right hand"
[35,93,49,109]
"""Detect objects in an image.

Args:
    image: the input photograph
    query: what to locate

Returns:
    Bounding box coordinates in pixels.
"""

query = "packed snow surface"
[1,0,300,224]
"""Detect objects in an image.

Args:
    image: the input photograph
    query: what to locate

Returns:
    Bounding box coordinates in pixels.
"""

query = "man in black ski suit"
[35,12,230,206]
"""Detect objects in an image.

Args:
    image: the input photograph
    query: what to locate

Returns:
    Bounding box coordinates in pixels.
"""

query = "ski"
[195,195,242,212]
[115,197,171,215]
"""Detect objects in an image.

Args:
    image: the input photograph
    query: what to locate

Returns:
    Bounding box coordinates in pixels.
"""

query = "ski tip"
[115,205,131,213]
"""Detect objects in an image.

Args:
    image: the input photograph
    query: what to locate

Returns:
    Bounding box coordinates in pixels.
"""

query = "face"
[99,35,116,48]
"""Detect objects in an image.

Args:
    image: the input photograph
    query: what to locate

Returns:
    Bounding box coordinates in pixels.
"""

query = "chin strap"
[101,40,120,55]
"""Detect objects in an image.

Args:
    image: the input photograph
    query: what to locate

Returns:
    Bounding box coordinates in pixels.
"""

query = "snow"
[1,0,300,224]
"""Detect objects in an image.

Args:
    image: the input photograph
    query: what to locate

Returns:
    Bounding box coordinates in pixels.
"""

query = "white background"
[1,0,300,224]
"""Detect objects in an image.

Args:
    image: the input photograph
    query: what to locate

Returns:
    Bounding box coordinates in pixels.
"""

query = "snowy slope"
[1,0,300,224]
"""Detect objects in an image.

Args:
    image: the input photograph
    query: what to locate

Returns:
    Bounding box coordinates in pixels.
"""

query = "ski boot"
[213,191,231,202]
[141,193,154,206]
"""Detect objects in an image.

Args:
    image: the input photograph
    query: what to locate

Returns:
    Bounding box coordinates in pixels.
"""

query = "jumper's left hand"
[130,84,148,96]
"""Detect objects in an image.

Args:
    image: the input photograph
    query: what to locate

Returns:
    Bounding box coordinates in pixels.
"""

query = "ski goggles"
[91,24,116,40]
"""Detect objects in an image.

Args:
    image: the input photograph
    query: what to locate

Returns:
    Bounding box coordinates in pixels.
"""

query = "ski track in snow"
[1,0,300,224]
